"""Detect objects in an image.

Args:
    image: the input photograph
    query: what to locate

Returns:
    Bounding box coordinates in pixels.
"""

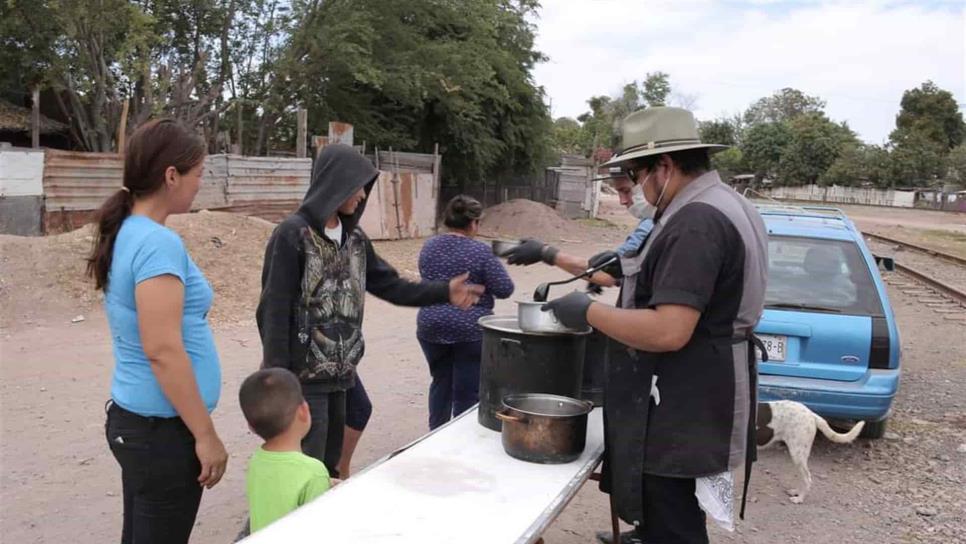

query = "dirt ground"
[1,200,964,543]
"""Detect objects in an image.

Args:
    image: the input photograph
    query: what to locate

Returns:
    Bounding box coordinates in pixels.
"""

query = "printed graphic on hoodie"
[299,226,366,382]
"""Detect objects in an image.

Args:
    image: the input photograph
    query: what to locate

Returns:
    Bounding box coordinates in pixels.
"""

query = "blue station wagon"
[754,205,901,438]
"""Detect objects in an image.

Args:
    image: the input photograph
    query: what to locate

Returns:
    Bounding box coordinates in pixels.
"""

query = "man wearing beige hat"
[541,107,769,543]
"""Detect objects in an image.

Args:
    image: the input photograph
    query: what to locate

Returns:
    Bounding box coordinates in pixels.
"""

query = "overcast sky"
[531,0,965,145]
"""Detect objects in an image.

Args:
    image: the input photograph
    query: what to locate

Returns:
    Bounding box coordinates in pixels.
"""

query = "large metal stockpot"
[496,393,593,464]
[478,316,590,431]
[580,329,608,406]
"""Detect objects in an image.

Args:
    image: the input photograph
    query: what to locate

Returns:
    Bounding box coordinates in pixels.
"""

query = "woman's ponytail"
[86,188,133,291]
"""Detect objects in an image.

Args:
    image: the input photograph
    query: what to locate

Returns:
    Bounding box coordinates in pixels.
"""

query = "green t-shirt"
[246,447,331,533]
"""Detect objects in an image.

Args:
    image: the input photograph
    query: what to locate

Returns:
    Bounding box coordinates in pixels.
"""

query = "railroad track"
[863,231,966,267]
[890,263,966,308]
[867,233,966,319]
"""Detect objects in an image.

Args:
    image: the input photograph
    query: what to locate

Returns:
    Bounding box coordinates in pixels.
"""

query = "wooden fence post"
[234,100,243,155]
[116,98,129,153]
[296,108,308,158]
[31,87,40,148]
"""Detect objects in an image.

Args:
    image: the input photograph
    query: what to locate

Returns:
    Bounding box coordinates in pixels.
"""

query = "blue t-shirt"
[105,215,221,417]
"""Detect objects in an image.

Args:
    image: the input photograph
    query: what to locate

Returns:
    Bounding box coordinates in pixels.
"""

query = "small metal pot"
[495,393,593,464]
[517,300,587,334]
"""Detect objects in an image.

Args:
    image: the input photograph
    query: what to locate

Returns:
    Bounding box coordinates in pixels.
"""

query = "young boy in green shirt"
[240,368,333,533]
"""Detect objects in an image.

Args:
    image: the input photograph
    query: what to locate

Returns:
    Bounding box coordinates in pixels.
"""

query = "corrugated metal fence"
[2,148,439,238]
[439,174,556,212]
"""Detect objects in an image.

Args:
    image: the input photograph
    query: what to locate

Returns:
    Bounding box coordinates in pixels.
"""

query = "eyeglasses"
[623,162,657,182]
[623,164,645,182]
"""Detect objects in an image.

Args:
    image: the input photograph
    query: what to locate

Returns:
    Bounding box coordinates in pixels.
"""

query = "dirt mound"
[479,198,626,246]
[0,211,276,329]
[480,199,576,241]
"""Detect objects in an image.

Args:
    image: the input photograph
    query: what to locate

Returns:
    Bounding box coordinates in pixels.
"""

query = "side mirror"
[873,255,895,272]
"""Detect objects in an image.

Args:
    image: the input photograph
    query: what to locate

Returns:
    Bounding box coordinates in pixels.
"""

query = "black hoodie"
[256,144,449,390]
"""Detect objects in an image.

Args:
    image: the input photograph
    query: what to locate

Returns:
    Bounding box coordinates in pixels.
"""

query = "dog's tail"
[813,414,865,443]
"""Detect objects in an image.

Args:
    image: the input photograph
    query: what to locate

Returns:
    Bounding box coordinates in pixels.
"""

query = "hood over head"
[297,144,379,234]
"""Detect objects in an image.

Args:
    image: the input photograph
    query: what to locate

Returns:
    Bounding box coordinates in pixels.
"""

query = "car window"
[766,235,884,316]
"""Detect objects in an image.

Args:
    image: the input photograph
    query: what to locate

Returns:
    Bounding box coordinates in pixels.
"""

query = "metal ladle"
[532,256,618,302]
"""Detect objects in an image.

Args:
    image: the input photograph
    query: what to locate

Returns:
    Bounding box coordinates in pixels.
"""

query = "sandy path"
[2,206,965,543]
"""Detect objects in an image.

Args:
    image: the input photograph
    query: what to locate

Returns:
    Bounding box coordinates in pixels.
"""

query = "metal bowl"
[491,239,520,257]
[517,300,586,334]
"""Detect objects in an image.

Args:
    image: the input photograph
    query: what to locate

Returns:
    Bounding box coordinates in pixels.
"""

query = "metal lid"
[478,315,591,336]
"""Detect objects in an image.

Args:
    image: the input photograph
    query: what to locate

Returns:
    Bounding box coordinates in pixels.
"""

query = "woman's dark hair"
[443,194,483,230]
[86,119,206,291]
[633,147,711,176]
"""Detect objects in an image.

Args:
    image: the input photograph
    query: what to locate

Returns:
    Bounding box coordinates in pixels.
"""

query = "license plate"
[757,334,787,362]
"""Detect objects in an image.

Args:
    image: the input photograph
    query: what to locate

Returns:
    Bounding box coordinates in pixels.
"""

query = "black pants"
[635,473,708,544]
[418,339,482,430]
[105,401,203,544]
[301,385,346,477]
[345,376,373,432]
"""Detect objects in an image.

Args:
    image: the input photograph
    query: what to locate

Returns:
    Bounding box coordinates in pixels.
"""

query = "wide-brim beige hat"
[602,106,729,168]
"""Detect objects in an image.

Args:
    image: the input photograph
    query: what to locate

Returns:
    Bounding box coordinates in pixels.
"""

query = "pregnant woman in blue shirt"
[87,119,228,544]
[417,195,515,429]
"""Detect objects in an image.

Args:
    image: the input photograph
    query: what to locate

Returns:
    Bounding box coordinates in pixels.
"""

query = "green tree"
[699,118,738,146]
[891,81,965,151]
[743,88,826,126]
[778,113,858,185]
[740,122,791,181]
[551,117,586,155]
[946,144,966,185]
[820,144,887,187]
[711,147,744,180]
[572,72,678,153]
[1,0,264,151]
[284,0,552,184]
[886,129,947,187]
[641,71,670,107]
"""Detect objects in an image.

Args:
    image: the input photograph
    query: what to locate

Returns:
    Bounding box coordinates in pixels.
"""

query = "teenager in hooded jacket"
[256,144,483,475]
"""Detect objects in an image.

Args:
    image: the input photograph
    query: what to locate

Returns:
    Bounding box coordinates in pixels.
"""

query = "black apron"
[598,240,766,526]
[597,243,657,526]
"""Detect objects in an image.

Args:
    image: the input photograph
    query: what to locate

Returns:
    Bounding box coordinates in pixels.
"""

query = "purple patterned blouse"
[416,234,515,344]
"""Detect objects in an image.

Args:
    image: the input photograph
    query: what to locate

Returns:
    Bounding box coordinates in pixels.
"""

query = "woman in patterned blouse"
[416,195,515,429]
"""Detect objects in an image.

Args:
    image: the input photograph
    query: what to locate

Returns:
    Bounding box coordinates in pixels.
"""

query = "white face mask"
[628,183,656,220]
[628,168,670,220]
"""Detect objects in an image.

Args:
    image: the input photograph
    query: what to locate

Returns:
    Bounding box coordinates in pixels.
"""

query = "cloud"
[532,0,964,144]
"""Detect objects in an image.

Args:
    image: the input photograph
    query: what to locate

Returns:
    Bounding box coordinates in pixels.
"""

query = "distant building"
[0,99,70,149]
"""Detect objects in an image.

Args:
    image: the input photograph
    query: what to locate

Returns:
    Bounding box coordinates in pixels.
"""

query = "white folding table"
[242,406,606,543]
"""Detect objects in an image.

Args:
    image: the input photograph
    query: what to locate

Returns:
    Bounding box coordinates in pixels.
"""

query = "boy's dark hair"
[443,194,483,230]
[632,147,711,176]
[239,368,304,440]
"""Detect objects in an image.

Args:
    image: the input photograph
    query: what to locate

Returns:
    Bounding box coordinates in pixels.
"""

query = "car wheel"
[860,418,888,439]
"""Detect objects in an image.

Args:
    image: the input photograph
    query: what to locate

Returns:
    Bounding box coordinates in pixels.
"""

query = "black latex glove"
[504,238,559,266]
[541,291,593,330]
[588,250,622,278]
[585,283,604,296]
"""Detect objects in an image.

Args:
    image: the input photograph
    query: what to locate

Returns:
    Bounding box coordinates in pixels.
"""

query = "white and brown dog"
[756,400,865,504]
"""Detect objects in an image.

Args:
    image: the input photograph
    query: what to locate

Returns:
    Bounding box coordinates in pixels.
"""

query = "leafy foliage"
[891,80,965,151]
[777,114,858,185]
[743,88,826,126]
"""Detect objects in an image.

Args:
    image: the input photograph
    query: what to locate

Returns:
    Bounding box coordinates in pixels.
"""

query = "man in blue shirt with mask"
[502,171,656,287]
